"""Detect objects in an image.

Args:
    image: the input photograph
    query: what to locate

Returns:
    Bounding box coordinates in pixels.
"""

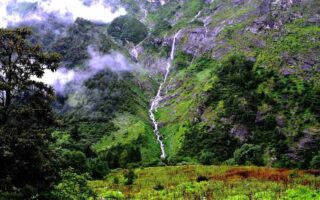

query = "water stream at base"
[149,30,182,159]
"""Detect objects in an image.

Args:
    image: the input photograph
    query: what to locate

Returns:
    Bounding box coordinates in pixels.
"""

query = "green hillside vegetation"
[155,52,319,168]
[1,0,320,199]
[108,15,148,45]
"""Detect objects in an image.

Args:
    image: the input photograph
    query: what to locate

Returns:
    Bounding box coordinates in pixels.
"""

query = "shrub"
[285,186,320,200]
[113,177,120,185]
[51,170,95,200]
[199,151,216,165]
[152,20,172,35]
[88,158,110,179]
[124,169,136,185]
[173,51,193,70]
[234,144,264,166]
[59,150,88,173]
[103,191,125,200]
[108,15,148,45]
[153,183,165,191]
[310,154,320,169]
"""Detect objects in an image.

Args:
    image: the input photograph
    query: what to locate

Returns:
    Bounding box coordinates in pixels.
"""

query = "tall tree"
[0,28,60,199]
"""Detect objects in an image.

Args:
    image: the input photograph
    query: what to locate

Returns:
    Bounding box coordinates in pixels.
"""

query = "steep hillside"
[125,0,320,169]
[43,0,320,170]
[47,18,162,168]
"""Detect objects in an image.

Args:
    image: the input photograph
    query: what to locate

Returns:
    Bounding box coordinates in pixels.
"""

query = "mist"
[33,47,138,93]
[0,0,127,28]
[2,0,134,93]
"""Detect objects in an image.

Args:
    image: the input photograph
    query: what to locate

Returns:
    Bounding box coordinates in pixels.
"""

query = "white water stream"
[190,11,201,23]
[149,30,181,159]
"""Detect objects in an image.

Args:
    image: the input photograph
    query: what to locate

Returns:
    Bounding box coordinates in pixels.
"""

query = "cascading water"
[130,38,147,61]
[131,47,139,61]
[190,11,201,23]
[149,30,181,159]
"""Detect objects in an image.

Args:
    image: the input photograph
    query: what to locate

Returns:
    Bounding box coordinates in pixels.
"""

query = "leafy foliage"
[108,15,148,45]
[124,169,136,185]
[50,18,119,68]
[90,165,320,199]
[51,170,95,200]
[168,52,319,168]
[234,144,264,166]
[310,153,320,169]
[0,28,60,199]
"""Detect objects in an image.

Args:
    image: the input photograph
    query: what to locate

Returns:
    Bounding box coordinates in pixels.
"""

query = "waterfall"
[149,30,182,159]
[130,38,147,61]
[190,11,201,23]
[204,16,211,39]
[142,9,148,19]
[131,47,139,61]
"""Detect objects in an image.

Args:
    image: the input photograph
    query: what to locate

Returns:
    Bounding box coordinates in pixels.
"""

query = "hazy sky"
[0,0,127,28]
[0,0,132,91]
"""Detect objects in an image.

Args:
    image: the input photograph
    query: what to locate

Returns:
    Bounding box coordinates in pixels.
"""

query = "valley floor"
[89,165,320,199]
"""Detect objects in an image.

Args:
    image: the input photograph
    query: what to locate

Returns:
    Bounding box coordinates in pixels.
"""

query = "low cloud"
[0,0,126,28]
[88,46,133,72]
[33,47,137,93]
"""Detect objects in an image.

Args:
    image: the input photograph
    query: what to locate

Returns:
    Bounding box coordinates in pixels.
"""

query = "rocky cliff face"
[124,0,320,167]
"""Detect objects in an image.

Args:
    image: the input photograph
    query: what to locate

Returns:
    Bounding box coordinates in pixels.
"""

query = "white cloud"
[88,46,133,72]
[32,68,76,92]
[0,0,126,28]
[32,47,136,93]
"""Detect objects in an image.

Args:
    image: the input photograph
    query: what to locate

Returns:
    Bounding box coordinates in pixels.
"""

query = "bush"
[181,125,239,163]
[234,144,264,166]
[88,158,110,179]
[113,177,120,184]
[218,54,255,87]
[173,51,193,70]
[285,186,320,200]
[108,15,148,45]
[103,191,125,200]
[51,170,95,200]
[199,151,216,165]
[59,150,88,173]
[310,154,320,169]
[152,20,172,35]
[153,183,165,191]
[124,169,136,185]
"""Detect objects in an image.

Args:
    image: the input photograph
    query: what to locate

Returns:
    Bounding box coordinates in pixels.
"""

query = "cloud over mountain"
[0,0,126,28]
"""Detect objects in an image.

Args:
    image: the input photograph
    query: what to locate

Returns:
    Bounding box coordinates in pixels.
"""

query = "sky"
[0,0,132,92]
[0,0,127,28]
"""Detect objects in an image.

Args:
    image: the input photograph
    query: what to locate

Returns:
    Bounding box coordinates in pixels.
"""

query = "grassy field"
[89,165,320,199]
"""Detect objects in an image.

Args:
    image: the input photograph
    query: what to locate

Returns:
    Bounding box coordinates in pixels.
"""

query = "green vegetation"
[234,144,264,166]
[50,18,121,68]
[1,1,320,199]
[156,51,319,169]
[0,28,60,199]
[108,15,148,45]
[51,170,95,200]
[89,165,320,199]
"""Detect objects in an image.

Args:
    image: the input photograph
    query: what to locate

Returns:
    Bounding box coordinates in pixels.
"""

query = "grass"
[255,21,320,73]
[151,57,217,159]
[89,165,320,199]
[93,112,160,164]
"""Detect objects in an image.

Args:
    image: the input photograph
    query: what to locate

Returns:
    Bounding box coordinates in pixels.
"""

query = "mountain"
[121,0,320,168]
[31,0,319,174]
[0,0,319,199]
